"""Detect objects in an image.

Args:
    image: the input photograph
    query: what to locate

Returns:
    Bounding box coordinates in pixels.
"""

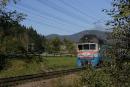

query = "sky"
[7,0,112,35]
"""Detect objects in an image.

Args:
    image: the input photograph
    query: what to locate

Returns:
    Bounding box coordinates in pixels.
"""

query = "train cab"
[77,43,101,67]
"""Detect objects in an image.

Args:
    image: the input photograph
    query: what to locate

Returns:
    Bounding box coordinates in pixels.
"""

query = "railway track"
[0,67,86,87]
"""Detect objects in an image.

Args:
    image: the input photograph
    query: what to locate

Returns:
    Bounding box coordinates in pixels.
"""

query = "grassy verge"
[0,56,77,78]
[44,56,76,70]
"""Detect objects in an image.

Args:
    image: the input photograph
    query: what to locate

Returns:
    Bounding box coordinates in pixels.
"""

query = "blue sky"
[7,0,112,35]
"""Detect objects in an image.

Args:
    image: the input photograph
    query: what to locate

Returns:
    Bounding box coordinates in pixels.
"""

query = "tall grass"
[0,56,77,78]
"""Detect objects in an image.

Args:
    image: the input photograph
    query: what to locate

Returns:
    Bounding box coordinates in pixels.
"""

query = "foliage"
[63,38,76,54]
[50,37,62,53]
[0,58,43,78]
[79,62,130,87]
[0,54,7,70]
[0,56,76,78]
[80,67,112,87]
[0,0,45,54]
[45,38,76,55]
[103,0,130,59]
[0,0,46,70]
[104,1,130,86]
[0,23,45,53]
[0,0,18,7]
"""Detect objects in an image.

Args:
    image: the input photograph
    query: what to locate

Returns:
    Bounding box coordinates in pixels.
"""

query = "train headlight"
[93,53,98,57]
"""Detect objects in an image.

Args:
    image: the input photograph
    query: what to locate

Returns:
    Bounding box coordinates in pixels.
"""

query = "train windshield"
[83,44,89,50]
[90,44,96,50]
[78,45,83,50]
[78,43,96,50]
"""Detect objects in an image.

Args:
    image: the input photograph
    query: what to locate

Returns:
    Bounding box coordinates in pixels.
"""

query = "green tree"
[0,0,18,7]
[0,0,46,70]
[44,39,53,53]
[63,38,76,55]
[103,0,130,86]
[51,37,62,53]
[0,0,24,70]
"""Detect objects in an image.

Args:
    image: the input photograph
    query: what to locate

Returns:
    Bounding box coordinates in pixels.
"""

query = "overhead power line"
[37,0,92,24]
[14,6,72,26]
[19,3,88,29]
[58,0,97,20]
[8,0,108,34]
[7,7,76,33]
[27,18,73,34]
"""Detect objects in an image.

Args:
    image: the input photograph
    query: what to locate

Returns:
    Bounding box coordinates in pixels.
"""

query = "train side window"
[78,45,83,50]
[90,44,96,50]
[84,44,89,50]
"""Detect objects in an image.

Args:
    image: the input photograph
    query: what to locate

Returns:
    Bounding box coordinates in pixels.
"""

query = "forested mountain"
[0,23,45,53]
[46,30,109,42]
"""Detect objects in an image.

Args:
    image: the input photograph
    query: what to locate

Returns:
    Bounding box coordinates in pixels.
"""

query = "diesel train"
[77,42,102,67]
[76,34,111,67]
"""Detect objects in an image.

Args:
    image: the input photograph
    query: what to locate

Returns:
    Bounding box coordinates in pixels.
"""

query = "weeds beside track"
[0,67,86,87]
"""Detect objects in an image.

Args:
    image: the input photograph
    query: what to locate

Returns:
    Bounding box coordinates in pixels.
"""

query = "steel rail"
[0,67,86,87]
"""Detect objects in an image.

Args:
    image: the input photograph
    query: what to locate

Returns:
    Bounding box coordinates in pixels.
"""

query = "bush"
[0,54,8,70]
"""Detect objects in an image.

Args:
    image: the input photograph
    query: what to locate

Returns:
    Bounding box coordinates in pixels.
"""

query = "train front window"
[90,44,96,50]
[83,44,89,50]
[78,43,96,50]
[78,45,83,50]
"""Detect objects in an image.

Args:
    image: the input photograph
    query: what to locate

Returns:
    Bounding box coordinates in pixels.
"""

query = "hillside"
[0,23,45,53]
[46,30,109,42]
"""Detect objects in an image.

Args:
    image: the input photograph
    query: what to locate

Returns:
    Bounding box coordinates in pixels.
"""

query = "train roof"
[78,34,104,45]
[77,42,98,45]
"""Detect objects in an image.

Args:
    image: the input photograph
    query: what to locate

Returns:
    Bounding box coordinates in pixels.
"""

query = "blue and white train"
[77,42,102,67]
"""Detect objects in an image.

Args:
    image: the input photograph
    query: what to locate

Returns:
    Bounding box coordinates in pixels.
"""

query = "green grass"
[44,56,77,70]
[0,56,77,78]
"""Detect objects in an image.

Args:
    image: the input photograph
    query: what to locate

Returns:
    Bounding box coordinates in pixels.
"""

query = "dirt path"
[16,79,54,87]
[16,74,79,87]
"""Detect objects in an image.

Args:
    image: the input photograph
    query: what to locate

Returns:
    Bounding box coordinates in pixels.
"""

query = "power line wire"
[7,7,75,33]
[15,5,74,27]
[27,18,73,34]
[19,3,88,29]
[37,0,92,24]
[58,0,97,20]
[8,1,108,34]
